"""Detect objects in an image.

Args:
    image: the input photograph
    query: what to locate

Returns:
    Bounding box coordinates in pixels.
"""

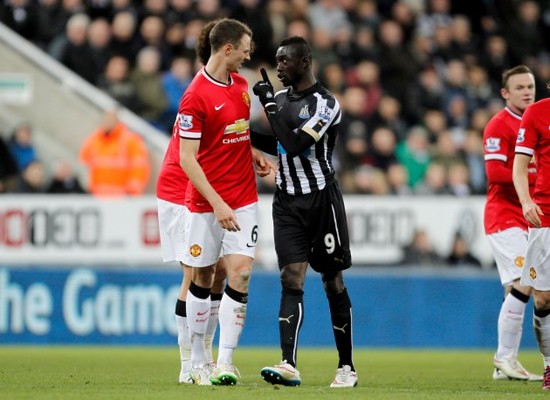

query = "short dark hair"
[502,65,533,89]
[279,36,312,60]
[196,18,253,65]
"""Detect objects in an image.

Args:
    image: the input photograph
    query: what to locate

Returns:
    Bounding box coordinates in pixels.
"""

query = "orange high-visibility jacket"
[79,122,151,196]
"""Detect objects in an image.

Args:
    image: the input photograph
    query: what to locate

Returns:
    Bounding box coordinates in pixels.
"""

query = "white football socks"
[205,298,221,363]
[186,290,210,367]
[217,294,247,366]
[496,292,526,359]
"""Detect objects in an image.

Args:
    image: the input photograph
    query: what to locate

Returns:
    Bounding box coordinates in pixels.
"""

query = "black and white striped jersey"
[274,82,341,195]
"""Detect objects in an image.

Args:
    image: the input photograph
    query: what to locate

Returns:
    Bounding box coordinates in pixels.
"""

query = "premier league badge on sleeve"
[516,128,525,143]
[485,137,501,152]
[318,106,332,122]
[178,113,193,130]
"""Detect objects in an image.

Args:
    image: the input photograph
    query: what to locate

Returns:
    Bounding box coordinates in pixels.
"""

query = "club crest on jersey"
[517,128,525,143]
[242,91,250,107]
[178,113,193,130]
[530,266,537,280]
[318,106,332,122]
[484,137,500,152]
[514,256,524,268]
[298,105,310,119]
[189,244,202,257]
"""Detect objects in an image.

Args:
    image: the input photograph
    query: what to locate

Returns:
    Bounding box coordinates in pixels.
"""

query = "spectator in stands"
[363,126,399,173]
[320,62,346,95]
[35,0,69,50]
[400,228,444,266]
[54,13,99,84]
[422,109,447,144]
[449,14,480,64]
[9,122,37,172]
[482,35,513,90]
[130,46,169,129]
[310,27,340,74]
[161,56,193,132]
[87,17,113,76]
[447,162,471,197]
[110,10,141,66]
[377,19,421,104]
[344,60,382,117]
[0,135,19,193]
[195,0,225,21]
[404,65,445,126]
[179,17,205,62]
[0,0,41,42]
[339,86,369,164]
[348,25,379,66]
[431,130,464,170]
[389,0,416,43]
[463,129,486,194]
[466,64,494,111]
[230,0,275,66]
[350,165,390,195]
[431,21,454,66]
[164,22,187,59]
[368,94,407,141]
[414,160,449,195]
[387,163,413,196]
[79,107,150,197]
[416,0,453,38]
[46,160,86,194]
[98,55,144,114]
[396,126,431,188]
[505,0,545,65]
[137,15,171,70]
[446,232,482,267]
[351,0,379,30]
[15,160,46,194]
[165,0,198,25]
[139,0,170,21]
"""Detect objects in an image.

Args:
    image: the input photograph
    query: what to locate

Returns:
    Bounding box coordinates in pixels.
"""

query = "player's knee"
[534,291,550,310]
[280,268,304,290]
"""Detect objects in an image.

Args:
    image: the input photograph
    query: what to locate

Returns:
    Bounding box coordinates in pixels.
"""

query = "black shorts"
[273,182,352,273]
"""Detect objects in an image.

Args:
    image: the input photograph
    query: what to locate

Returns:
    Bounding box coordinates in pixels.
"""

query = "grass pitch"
[0,347,546,399]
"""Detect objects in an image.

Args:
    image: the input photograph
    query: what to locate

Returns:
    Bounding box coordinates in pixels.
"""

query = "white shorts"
[521,227,550,290]
[486,227,527,286]
[157,198,188,263]
[182,202,258,267]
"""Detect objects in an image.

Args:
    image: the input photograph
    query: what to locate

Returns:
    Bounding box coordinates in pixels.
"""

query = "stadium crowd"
[0,0,549,196]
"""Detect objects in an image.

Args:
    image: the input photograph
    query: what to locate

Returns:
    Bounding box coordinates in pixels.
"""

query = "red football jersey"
[484,107,528,234]
[156,127,187,205]
[515,98,550,227]
[176,68,257,212]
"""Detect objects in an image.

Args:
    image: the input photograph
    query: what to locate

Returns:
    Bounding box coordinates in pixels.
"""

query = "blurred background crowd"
[0,0,549,198]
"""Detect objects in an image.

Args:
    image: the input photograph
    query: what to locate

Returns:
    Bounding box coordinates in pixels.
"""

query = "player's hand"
[522,199,544,228]
[252,148,276,177]
[253,68,276,113]
[214,201,240,232]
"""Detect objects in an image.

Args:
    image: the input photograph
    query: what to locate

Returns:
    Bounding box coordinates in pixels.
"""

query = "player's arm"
[252,68,315,157]
[264,113,316,157]
[513,152,542,227]
[485,160,513,183]
[180,137,240,231]
[250,129,278,156]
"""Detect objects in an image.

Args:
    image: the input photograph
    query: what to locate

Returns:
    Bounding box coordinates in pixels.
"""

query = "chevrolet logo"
[225,119,249,135]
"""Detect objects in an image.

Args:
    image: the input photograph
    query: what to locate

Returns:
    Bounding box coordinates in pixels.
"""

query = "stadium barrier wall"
[0,194,494,268]
[0,266,537,348]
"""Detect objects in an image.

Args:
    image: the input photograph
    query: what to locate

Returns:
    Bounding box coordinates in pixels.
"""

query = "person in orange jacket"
[79,108,150,196]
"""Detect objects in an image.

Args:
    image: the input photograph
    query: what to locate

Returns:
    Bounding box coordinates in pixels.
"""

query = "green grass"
[0,347,546,399]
